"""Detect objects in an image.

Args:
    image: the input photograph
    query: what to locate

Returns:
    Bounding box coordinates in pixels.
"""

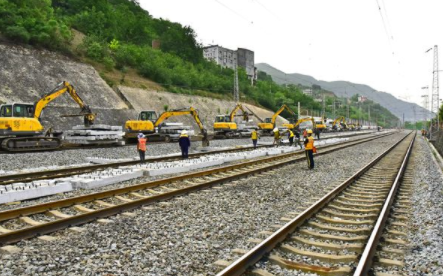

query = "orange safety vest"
[305,136,314,150]
[137,138,147,151]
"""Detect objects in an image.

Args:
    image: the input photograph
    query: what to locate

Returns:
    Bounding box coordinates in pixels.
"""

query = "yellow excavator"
[332,116,348,131]
[213,103,249,138]
[0,81,95,151]
[258,104,298,133]
[314,117,327,132]
[125,107,209,146]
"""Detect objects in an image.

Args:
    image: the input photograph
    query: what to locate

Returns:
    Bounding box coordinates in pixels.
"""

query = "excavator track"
[1,137,62,152]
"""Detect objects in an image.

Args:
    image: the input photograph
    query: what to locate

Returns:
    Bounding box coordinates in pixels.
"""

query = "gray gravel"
[0,132,403,276]
[402,137,443,276]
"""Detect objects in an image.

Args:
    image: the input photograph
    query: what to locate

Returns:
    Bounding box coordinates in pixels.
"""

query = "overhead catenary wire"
[212,0,253,24]
[251,0,280,20]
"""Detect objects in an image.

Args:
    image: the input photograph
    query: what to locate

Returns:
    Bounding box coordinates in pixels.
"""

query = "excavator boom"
[34,81,95,126]
[294,117,316,129]
[260,104,298,131]
[154,107,209,146]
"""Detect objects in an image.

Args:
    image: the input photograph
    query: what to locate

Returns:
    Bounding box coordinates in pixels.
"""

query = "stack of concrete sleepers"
[64,124,125,146]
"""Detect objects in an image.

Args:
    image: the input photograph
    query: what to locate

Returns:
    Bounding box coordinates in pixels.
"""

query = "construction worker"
[137,133,147,162]
[314,127,320,140]
[288,129,295,146]
[294,128,303,149]
[304,129,315,169]
[303,128,307,139]
[273,128,281,147]
[251,128,259,149]
[179,130,191,159]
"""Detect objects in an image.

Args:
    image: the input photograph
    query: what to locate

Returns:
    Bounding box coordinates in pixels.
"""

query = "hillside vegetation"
[0,0,394,125]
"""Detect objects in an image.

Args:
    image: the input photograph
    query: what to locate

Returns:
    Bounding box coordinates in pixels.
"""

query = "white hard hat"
[181,130,188,135]
[138,133,145,138]
[273,128,278,132]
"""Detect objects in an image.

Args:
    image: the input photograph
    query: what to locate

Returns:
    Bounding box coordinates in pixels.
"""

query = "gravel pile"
[402,137,443,276]
[0,132,405,276]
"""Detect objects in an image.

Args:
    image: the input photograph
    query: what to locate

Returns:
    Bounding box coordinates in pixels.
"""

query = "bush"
[103,56,115,71]
[4,26,31,43]
[87,42,104,60]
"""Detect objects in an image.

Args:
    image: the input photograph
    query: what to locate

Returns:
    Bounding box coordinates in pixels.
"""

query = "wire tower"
[431,45,440,129]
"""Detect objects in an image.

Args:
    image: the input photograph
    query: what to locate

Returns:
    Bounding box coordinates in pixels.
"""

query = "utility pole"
[234,63,239,102]
[413,106,417,130]
[431,45,440,137]
[402,113,405,129]
[368,105,371,126]
[322,94,325,118]
[298,102,300,119]
[426,45,440,139]
[333,101,336,119]
[346,98,350,120]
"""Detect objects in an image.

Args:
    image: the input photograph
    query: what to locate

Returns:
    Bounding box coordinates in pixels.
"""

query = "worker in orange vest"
[137,133,147,162]
[304,129,315,169]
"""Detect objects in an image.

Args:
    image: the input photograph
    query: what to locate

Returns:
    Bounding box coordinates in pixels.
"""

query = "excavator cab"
[0,103,34,118]
[264,118,272,123]
[215,115,230,123]
[138,110,157,122]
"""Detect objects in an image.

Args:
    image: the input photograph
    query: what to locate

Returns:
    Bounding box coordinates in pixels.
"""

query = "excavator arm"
[154,107,209,146]
[271,104,297,126]
[33,81,95,126]
[294,117,316,128]
[229,103,249,122]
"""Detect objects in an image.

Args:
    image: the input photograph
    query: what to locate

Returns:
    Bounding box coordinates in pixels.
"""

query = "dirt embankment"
[0,43,287,132]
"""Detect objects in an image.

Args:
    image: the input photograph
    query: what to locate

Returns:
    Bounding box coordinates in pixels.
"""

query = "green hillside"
[0,0,395,125]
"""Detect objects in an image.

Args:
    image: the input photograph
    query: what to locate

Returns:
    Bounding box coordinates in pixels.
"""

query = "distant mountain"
[256,63,432,122]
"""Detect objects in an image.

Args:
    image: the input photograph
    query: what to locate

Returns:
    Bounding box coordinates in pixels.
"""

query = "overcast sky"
[140,0,443,110]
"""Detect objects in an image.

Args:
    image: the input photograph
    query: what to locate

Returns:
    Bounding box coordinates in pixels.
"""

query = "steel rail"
[0,132,390,222]
[215,131,413,276]
[0,132,393,185]
[353,132,415,276]
[0,132,397,245]
[0,130,377,155]
[0,144,275,185]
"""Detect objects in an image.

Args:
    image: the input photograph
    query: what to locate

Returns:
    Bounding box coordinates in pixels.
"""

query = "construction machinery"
[125,107,209,146]
[332,116,348,131]
[213,103,250,138]
[0,81,95,152]
[258,104,298,134]
[293,117,316,130]
[313,116,327,132]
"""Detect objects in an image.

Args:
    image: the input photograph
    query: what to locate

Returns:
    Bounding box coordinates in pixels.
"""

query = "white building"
[203,45,256,80]
[302,89,313,96]
[203,45,237,70]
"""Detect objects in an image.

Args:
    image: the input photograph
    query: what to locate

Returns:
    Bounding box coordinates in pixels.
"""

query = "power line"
[374,0,390,42]
[251,0,279,20]
[380,0,394,40]
[213,0,253,24]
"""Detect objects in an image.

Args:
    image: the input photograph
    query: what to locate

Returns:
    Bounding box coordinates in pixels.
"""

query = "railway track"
[215,131,415,276]
[0,131,398,246]
[0,130,376,155]
[0,131,388,186]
